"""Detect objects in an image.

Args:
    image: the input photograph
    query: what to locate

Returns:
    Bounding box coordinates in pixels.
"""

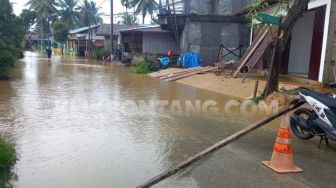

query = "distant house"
[68,25,104,56]
[24,33,50,49]
[119,26,179,55]
[96,24,137,51]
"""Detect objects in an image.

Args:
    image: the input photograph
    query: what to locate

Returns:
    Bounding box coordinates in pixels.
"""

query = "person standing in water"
[46,47,52,59]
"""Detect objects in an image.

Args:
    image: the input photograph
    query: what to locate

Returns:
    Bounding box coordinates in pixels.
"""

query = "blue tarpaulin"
[179,52,201,68]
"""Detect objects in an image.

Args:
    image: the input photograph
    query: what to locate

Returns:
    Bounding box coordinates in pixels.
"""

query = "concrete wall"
[180,0,251,65]
[181,21,250,65]
[288,11,315,75]
[322,0,336,83]
[185,0,250,15]
[142,32,179,54]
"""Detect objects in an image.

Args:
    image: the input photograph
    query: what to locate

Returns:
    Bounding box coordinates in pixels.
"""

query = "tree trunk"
[263,0,310,97]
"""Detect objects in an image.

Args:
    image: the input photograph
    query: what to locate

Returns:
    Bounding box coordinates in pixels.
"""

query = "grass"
[0,137,16,188]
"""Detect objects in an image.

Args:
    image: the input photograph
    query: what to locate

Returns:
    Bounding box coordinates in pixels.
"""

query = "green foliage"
[131,57,159,74]
[119,13,138,25]
[52,42,58,48]
[151,16,159,25]
[53,22,69,43]
[132,60,152,74]
[131,0,158,24]
[249,96,263,104]
[20,9,37,31]
[77,0,103,27]
[59,0,80,28]
[0,0,25,79]
[90,48,110,61]
[245,0,288,29]
[0,137,16,188]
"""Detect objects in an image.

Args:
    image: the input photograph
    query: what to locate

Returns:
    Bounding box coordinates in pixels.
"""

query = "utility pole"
[110,0,114,56]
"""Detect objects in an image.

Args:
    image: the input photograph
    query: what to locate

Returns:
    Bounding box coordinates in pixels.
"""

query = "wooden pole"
[137,103,303,188]
[253,80,259,99]
[111,0,114,55]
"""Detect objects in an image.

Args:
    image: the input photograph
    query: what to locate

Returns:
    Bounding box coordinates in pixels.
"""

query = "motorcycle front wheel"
[290,108,314,140]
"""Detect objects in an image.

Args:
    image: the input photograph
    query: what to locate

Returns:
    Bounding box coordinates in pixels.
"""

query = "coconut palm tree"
[131,0,158,24]
[77,0,103,52]
[59,0,80,28]
[121,0,131,13]
[26,0,59,51]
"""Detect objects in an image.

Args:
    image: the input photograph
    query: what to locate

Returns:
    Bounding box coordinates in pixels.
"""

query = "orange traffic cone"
[262,113,303,173]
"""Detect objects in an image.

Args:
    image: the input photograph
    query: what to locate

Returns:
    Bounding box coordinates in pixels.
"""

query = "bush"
[0,137,16,188]
[52,42,58,48]
[0,0,25,80]
[131,58,160,74]
[0,52,16,79]
[90,48,110,61]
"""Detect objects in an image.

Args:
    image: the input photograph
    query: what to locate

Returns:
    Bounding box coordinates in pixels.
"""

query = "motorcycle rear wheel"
[290,108,315,140]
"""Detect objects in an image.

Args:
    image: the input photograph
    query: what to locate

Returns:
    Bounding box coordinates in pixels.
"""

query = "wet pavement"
[0,52,335,188]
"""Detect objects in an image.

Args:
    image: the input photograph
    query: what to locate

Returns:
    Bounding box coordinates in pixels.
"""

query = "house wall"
[322,0,336,83]
[288,11,315,75]
[181,0,251,65]
[142,32,179,54]
[185,0,250,15]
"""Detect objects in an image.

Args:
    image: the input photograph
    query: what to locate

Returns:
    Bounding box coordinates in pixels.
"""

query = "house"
[242,0,336,83]
[95,24,137,52]
[68,25,104,56]
[158,0,251,65]
[24,33,51,50]
[119,26,179,55]
[287,0,336,83]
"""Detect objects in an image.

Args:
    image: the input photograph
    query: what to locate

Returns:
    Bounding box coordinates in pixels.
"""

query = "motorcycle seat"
[300,89,336,108]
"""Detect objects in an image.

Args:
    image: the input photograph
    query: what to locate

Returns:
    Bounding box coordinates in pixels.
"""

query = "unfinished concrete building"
[158,0,251,65]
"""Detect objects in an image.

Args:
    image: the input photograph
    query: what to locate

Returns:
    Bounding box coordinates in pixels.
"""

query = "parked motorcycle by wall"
[290,83,336,147]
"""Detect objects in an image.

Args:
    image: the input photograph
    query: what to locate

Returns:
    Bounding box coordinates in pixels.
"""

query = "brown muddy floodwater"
[2,52,333,188]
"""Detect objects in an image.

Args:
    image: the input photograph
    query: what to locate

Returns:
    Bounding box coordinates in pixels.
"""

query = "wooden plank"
[159,67,205,80]
[165,67,217,81]
[241,50,266,83]
[241,29,274,82]
[137,103,304,188]
[232,27,270,78]
[151,67,201,78]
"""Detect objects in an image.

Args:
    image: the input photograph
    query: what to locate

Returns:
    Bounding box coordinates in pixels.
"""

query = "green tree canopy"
[20,9,37,31]
[131,0,158,24]
[59,0,80,28]
[0,0,24,79]
[53,22,69,43]
[77,0,103,27]
[120,13,138,25]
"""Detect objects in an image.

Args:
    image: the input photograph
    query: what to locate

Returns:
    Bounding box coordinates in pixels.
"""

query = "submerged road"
[0,52,335,188]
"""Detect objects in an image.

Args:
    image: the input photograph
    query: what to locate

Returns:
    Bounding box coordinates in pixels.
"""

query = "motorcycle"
[290,83,336,147]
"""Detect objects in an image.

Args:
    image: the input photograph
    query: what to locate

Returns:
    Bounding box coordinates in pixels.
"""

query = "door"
[308,6,326,80]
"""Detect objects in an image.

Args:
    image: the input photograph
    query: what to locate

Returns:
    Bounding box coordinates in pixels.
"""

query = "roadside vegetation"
[131,56,160,74]
[0,0,25,79]
[0,137,17,188]
[90,48,110,61]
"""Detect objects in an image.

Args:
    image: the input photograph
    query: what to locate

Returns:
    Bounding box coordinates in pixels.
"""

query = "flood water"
[1,52,335,188]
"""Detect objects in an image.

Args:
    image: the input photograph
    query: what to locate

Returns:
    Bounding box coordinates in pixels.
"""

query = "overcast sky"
[10,0,153,24]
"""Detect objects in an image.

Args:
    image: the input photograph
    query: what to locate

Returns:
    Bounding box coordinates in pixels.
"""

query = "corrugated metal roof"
[119,25,163,32]
[69,25,99,34]
[96,24,137,36]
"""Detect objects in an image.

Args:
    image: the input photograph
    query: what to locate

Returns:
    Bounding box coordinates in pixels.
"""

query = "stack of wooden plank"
[230,26,274,78]
[151,67,217,82]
